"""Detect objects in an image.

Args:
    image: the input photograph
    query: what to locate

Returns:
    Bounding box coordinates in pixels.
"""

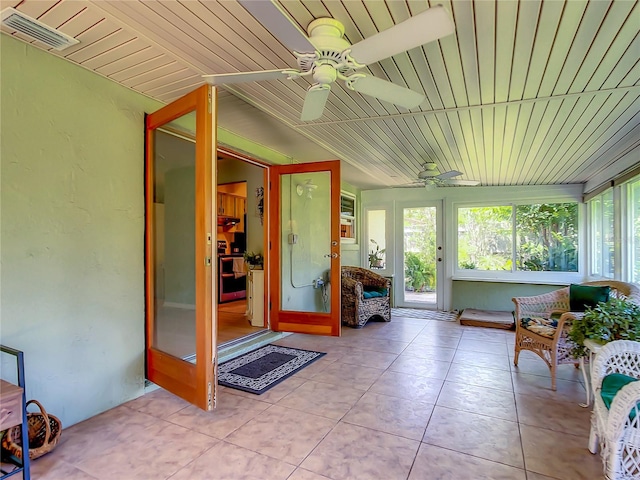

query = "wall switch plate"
[288,233,298,244]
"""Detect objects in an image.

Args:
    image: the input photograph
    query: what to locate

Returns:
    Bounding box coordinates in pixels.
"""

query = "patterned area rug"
[391,308,460,322]
[218,344,325,395]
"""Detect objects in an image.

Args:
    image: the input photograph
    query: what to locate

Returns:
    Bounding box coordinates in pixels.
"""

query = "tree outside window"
[457,203,578,272]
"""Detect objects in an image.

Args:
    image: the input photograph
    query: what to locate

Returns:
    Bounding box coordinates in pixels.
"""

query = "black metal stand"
[0,346,30,480]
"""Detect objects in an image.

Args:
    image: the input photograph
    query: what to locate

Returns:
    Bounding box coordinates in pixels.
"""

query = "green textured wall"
[1,36,161,427]
[451,281,565,311]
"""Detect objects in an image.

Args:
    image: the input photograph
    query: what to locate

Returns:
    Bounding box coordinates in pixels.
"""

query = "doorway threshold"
[218,330,291,364]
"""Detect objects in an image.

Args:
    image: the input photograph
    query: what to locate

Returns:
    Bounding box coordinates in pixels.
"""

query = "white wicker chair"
[589,340,640,479]
[513,281,640,391]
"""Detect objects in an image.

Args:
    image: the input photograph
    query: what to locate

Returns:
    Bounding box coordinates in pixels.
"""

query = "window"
[367,209,386,268]
[589,190,614,278]
[457,202,579,273]
[627,178,640,283]
[340,191,356,244]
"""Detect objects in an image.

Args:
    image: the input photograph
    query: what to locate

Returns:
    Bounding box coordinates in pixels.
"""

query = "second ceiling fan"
[402,162,480,190]
[204,1,455,121]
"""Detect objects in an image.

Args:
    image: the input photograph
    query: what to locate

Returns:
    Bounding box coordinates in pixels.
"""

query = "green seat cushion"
[570,284,610,312]
[601,373,639,419]
[363,291,383,299]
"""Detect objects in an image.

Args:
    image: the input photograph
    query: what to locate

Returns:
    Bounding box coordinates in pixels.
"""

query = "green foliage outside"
[458,206,512,270]
[516,203,578,272]
[403,207,437,293]
[568,298,640,358]
[404,252,435,292]
[457,203,578,272]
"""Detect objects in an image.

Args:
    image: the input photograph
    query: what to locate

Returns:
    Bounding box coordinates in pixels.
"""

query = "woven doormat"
[218,344,325,395]
[459,309,515,329]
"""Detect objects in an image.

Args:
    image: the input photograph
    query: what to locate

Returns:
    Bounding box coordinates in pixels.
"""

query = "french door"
[399,202,444,310]
[144,85,216,410]
[269,161,341,336]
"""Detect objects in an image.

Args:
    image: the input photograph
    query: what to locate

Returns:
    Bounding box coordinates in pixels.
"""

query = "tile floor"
[27,314,605,480]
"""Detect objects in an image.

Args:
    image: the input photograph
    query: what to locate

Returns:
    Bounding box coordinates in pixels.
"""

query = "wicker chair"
[341,266,391,328]
[588,340,640,479]
[513,281,640,391]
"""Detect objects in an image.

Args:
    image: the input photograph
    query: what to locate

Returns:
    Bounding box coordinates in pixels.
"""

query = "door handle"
[324,253,339,258]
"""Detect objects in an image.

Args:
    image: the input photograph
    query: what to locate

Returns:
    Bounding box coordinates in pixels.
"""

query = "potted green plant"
[368,239,385,269]
[568,297,640,358]
[243,251,263,269]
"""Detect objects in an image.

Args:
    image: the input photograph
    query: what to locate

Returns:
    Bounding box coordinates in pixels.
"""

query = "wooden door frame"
[145,84,215,410]
[268,160,341,336]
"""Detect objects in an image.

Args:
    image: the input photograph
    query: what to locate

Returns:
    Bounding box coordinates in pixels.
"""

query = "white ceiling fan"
[401,162,480,190]
[203,1,454,121]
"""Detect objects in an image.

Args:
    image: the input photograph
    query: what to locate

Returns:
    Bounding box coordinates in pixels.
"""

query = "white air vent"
[1,7,79,51]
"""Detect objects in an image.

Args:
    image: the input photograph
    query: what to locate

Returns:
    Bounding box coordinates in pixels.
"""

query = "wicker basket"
[1,399,62,461]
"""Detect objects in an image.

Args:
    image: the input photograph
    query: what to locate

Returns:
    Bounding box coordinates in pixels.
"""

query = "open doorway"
[216,153,268,346]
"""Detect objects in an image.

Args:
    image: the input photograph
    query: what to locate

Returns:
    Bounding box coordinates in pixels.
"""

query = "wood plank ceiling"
[1,0,638,190]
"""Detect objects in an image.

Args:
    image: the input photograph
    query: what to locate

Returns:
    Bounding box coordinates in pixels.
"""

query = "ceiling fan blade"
[203,69,294,85]
[443,179,481,186]
[348,5,454,66]
[301,85,330,121]
[348,75,424,109]
[238,0,316,54]
[435,170,463,180]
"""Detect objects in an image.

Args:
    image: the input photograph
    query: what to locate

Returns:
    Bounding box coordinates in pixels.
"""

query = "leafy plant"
[369,239,385,268]
[568,297,640,358]
[243,251,263,267]
[404,252,435,292]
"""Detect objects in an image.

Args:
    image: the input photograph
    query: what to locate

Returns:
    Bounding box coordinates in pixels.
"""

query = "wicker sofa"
[513,280,640,391]
[341,266,391,328]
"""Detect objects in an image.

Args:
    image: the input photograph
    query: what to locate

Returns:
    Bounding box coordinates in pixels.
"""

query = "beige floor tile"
[525,472,564,480]
[515,394,592,436]
[366,327,422,343]
[277,379,365,420]
[334,348,398,370]
[410,333,461,349]
[445,362,514,391]
[418,326,463,339]
[308,361,385,390]
[408,443,527,480]
[300,422,420,480]
[457,338,510,355]
[75,420,217,480]
[287,469,333,480]
[169,440,296,480]
[369,370,444,403]
[30,456,99,480]
[166,393,270,439]
[423,406,524,468]
[342,336,410,354]
[436,381,517,421]
[52,405,159,465]
[342,391,434,440]
[511,371,586,404]
[123,388,191,419]
[388,354,452,380]
[402,343,457,362]
[520,425,603,480]
[224,404,336,465]
[453,349,513,371]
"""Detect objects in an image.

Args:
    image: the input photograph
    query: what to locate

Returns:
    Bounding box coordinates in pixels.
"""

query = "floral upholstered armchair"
[341,266,391,328]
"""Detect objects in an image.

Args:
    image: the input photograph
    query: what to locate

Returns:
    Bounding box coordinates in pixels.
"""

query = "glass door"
[269,161,341,336]
[400,203,443,309]
[145,85,216,410]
